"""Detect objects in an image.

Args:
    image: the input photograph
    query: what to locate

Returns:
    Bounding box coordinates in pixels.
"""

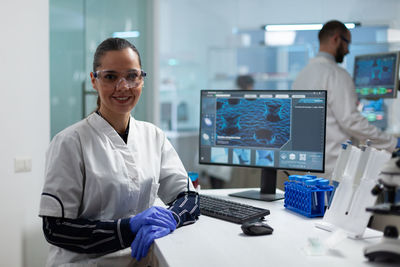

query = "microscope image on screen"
[215,98,291,148]
[233,148,251,165]
[201,115,215,146]
[211,147,229,164]
[256,150,274,167]
[355,56,395,85]
[265,102,284,122]
[353,52,399,98]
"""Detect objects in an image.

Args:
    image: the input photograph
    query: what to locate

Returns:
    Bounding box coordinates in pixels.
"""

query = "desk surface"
[154,188,398,267]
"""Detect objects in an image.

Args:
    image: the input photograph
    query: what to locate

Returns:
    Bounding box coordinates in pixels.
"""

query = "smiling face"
[90,48,143,118]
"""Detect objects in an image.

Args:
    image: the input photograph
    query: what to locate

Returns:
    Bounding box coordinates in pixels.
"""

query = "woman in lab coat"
[39,38,200,266]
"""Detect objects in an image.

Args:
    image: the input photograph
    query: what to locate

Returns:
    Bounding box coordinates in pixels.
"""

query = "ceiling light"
[263,22,360,32]
[112,31,140,38]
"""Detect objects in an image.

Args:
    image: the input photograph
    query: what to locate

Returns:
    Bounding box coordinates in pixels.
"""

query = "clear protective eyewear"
[93,69,147,88]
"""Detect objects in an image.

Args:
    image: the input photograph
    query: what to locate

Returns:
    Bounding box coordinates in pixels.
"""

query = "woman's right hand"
[129,206,176,234]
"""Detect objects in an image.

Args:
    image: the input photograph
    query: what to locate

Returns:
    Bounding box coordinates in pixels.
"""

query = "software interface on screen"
[359,98,387,130]
[199,90,327,173]
[354,52,399,98]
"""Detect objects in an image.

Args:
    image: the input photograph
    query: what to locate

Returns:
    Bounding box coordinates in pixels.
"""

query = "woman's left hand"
[130,224,172,261]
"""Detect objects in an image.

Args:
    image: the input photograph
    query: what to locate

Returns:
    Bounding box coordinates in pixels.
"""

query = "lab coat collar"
[316,51,336,63]
[87,112,121,146]
[87,112,135,150]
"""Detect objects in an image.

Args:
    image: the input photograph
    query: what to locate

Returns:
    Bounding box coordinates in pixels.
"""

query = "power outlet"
[14,158,32,173]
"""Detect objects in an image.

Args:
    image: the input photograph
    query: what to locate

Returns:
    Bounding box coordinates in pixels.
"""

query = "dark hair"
[93,38,142,110]
[318,20,349,43]
[93,37,142,72]
[236,75,254,90]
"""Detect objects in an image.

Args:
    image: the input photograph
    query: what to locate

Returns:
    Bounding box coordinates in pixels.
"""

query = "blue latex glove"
[129,206,176,234]
[131,224,172,261]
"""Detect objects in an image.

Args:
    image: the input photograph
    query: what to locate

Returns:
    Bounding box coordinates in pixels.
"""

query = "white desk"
[154,188,396,267]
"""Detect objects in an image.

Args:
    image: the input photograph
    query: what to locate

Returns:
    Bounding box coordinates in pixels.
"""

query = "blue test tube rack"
[284,175,333,218]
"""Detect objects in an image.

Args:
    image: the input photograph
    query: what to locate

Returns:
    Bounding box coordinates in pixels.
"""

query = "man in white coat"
[292,20,399,179]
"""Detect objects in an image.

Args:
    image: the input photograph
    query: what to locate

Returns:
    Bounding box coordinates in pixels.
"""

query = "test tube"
[329,141,352,205]
[317,178,331,208]
[188,172,199,190]
[288,175,296,186]
[304,174,317,179]
[331,141,352,183]
[305,179,318,213]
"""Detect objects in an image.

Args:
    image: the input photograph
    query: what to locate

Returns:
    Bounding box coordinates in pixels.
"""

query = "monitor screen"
[353,52,399,99]
[199,89,327,201]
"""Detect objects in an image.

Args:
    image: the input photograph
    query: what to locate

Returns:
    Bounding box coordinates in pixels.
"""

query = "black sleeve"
[168,191,200,227]
[42,216,135,254]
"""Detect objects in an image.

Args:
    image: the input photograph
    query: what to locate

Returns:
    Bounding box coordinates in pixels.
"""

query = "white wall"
[0,0,49,266]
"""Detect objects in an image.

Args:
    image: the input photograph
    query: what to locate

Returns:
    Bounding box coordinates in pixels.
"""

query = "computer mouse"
[241,221,273,236]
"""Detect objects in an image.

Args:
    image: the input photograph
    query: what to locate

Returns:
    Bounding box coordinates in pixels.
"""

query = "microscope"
[364,151,400,262]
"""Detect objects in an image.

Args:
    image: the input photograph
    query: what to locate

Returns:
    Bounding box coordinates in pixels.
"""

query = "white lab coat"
[292,52,397,178]
[39,113,193,266]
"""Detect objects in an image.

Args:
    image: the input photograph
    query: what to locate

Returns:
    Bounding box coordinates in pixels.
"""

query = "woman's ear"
[90,72,98,91]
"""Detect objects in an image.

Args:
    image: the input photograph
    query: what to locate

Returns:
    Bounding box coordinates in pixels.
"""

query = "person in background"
[236,74,254,90]
[39,38,200,266]
[292,20,400,179]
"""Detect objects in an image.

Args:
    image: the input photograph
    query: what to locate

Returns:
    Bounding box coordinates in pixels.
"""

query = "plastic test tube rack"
[284,175,333,218]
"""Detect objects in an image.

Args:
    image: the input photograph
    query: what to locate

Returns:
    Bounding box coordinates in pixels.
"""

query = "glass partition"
[207,44,315,91]
[50,0,151,138]
[159,24,400,136]
[50,0,85,137]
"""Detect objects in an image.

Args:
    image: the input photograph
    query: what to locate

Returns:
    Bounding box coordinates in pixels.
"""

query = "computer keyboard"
[199,194,270,224]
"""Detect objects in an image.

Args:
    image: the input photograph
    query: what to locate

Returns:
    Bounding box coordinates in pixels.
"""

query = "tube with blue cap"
[329,140,352,206]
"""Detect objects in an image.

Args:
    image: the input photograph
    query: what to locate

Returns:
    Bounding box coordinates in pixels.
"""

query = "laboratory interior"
[3,0,400,266]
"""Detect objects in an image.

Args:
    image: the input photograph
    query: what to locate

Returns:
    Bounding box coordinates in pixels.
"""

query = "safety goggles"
[93,69,147,88]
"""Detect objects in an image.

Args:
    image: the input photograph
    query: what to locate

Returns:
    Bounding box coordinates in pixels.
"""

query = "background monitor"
[353,51,400,99]
[199,89,327,201]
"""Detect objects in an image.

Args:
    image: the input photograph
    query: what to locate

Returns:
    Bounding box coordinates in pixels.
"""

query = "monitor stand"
[228,168,284,201]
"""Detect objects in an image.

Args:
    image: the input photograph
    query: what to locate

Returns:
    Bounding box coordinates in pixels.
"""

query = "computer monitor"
[199,89,327,201]
[353,51,400,99]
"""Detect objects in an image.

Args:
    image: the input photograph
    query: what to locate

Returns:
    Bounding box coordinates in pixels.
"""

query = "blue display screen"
[199,90,327,172]
[354,52,398,98]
